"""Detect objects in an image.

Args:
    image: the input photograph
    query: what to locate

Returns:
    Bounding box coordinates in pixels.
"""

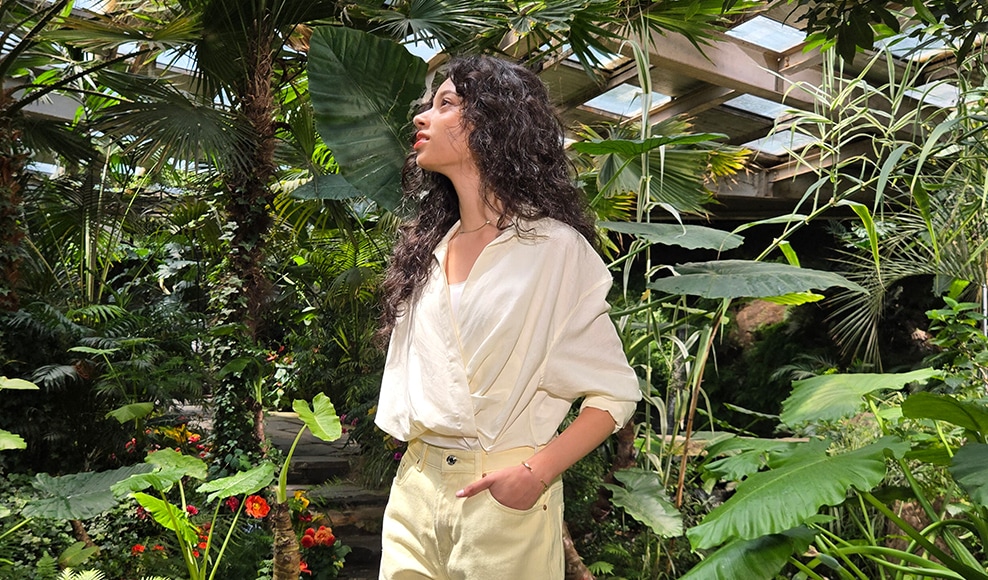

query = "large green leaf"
[686,437,909,550]
[144,448,208,480]
[288,173,362,200]
[680,527,817,580]
[780,368,938,427]
[902,392,988,440]
[0,376,40,390]
[599,221,743,251]
[132,492,197,544]
[701,437,801,483]
[105,402,154,424]
[23,464,155,520]
[602,468,682,538]
[648,260,866,299]
[196,462,276,503]
[309,26,428,210]
[950,443,988,507]
[0,428,26,450]
[293,393,342,442]
[111,468,188,496]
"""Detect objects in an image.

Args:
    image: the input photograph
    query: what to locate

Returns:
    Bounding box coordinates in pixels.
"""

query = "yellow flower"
[293,490,310,510]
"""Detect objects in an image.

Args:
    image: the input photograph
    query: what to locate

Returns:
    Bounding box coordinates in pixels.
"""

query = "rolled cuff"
[580,396,638,433]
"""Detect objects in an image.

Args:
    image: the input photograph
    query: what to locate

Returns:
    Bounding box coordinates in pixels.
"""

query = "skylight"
[74,0,109,12]
[565,45,628,71]
[402,35,442,63]
[878,28,951,62]
[726,15,806,53]
[723,94,791,120]
[582,83,670,118]
[905,81,959,109]
[744,131,817,156]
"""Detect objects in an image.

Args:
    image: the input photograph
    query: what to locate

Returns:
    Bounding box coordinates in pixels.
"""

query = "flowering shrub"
[298,525,350,579]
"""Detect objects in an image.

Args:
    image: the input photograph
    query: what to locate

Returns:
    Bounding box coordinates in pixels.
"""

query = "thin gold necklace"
[457,219,491,235]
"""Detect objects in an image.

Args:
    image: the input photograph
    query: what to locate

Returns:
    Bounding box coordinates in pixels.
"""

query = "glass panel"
[744,131,817,156]
[723,94,791,120]
[905,81,959,108]
[726,15,806,53]
[403,35,442,63]
[582,83,670,117]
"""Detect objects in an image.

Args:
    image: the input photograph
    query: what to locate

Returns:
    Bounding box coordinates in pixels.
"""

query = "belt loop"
[409,440,425,472]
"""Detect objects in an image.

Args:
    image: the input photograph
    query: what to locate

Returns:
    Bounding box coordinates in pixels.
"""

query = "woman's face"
[412,78,475,177]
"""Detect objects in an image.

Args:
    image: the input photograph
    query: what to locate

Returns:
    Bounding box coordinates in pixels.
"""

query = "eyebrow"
[435,89,459,101]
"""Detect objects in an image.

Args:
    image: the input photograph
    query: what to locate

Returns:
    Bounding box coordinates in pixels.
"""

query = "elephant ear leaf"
[686,437,909,550]
[308,26,427,210]
[602,468,682,537]
[196,462,276,503]
[293,393,342,442]
[680,527,817,580]
[649,260,865,300]
[902,392,988,440]
[23,464,155,520]
[950,443,988,508]
[781,368,938,427]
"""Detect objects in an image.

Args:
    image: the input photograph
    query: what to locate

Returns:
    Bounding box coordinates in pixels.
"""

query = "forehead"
[435,78,458,97]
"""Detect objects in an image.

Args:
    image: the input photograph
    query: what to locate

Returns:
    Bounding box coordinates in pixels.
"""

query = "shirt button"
[446,455,457,465]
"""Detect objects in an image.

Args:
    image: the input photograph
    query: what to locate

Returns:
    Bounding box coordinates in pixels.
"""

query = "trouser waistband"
[405,439,542,475]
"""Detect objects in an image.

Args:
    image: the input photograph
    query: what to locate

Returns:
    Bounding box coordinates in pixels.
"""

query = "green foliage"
[23,464,155,521]
[308,26,428,210]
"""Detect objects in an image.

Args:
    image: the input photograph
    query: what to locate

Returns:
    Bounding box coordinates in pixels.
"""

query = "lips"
[413,132,428,150]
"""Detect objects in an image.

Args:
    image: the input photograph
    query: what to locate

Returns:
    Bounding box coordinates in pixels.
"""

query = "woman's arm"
[455,407,617,510]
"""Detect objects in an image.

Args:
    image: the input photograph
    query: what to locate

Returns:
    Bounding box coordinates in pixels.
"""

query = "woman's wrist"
[521,460,549,491]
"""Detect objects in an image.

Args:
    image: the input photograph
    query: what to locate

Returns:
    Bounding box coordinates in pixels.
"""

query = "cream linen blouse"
[375,217,641,452]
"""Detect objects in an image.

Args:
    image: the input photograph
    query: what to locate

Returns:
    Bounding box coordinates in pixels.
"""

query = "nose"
[413,109,427,128]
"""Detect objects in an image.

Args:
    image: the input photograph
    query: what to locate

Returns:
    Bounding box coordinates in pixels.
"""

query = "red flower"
[300,534,315,548]
[245,495,270,518]
[135,506,148,520]
[193,549,200,558]
[300,561,312,575]
[186,505,199,516]
[152,545,165,552]
[198,541,208,550]
[299,512,313,522]
[225,496,240,512]
[131,544,146,556]
[313,526,335,547]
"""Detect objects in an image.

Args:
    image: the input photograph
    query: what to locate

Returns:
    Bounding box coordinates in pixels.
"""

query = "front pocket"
[392,451,416,486]
[480,487,552,516]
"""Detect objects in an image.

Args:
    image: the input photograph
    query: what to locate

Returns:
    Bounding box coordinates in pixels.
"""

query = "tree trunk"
[270,501,301,580]
[209,14,278,464]
[563,520,594,580]
[591,420,637,521]
[0,120,27,312]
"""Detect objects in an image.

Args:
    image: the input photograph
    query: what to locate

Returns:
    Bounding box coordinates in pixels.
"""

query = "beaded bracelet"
[521,461,549,491]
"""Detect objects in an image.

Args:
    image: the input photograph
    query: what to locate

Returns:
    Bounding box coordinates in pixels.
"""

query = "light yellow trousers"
[378,439,564,580]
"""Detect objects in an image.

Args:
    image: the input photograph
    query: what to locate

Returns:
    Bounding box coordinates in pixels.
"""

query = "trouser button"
[446,455,457,465]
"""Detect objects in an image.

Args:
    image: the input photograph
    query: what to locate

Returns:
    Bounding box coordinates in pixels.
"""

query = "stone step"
[286,454,353,485]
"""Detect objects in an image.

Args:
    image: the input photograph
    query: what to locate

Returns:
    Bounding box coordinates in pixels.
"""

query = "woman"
[375,55,641,579]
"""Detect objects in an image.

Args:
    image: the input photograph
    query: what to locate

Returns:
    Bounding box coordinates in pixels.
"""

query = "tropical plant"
[109,392,341,580]
[682,359,988,580]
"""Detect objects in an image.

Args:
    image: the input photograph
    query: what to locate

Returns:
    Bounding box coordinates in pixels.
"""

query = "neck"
[450,172,498,231]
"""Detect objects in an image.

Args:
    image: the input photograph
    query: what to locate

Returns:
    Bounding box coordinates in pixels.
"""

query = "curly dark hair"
[377,55,596,340]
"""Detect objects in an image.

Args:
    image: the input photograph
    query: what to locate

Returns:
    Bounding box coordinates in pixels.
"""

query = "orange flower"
[245,495,270,518]
[131,544,146,556]
[300,561,312,575]
[313,525,335,547]
[300,534,315,548]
